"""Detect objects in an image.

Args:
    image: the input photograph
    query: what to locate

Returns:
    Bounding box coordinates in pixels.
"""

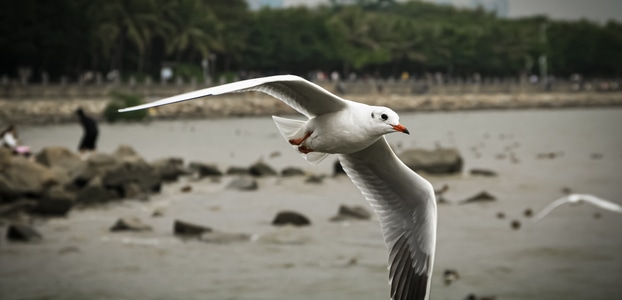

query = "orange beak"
[392,124,410,134]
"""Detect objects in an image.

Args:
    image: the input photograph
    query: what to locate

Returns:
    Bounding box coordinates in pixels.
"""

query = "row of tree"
[1,0,621,83]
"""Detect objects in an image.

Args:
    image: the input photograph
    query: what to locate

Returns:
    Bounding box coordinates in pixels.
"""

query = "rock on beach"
[110,217,153,232]
[6,223,42,242]
[330,205,372,221]
[174,220,212,236]
[0,144,183,218]
[399,147,463,175]
[272,211,311,227]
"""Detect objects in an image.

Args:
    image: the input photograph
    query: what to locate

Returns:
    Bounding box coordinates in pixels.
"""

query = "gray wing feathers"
[118,75,347,117]
[389,233,430,300]
[339,138,436,300]
[248,79,347,117]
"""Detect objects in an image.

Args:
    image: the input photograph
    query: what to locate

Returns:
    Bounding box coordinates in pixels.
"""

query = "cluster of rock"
[101,205,373,246]
[0,145,177,218]
[1,143,468,242]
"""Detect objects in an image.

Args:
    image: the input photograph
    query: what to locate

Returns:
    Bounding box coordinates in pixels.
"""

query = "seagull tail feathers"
[271,116,328,165]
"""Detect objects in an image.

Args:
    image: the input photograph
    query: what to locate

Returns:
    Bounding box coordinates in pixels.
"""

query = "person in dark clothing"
[76,108,99,157]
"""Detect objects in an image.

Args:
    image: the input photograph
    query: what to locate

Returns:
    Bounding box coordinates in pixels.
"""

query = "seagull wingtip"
[118,107,140,113]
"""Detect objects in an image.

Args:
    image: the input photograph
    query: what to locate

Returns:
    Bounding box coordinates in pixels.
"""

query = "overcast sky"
[277,0,622,23]
[507,0,622,22]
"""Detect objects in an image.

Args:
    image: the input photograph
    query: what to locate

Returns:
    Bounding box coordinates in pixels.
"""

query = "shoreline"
[1,92,621,124]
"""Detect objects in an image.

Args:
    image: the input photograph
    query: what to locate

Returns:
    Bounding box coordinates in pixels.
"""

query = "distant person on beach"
[1,124,32,157]
[76,108,99,158]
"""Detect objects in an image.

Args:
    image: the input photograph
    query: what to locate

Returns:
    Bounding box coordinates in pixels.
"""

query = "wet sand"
[1,108,622,300]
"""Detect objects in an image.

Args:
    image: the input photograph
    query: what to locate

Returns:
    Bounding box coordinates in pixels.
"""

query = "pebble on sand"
[173,219,212,236]
[461,191,496,204]
[110,217,153,232]
[180,185,192,193]
[272,211,311,227]
[305,175,325,184]
[469,168,497,177]
[329,205,371,222]
[443,269,460,285]
[7,223,42,242]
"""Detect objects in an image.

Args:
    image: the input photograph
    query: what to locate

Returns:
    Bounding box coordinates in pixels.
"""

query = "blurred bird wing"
[580,194,622,213]
[533,196,572,222]
[339,138,437,300]
[119,75,348,118]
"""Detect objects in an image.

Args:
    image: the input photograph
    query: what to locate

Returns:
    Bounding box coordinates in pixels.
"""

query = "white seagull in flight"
[120,75,437,300]
[533,193,622,222]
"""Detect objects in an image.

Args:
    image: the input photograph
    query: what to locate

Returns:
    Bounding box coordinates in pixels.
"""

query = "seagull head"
[369,106,410,135]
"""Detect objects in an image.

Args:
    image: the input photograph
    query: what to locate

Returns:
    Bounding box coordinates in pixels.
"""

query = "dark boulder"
[305,175,325,184]
[469,168,497,177]
[281,167,305,177]
[34,147,84,178]
[152,157,186,182]
[72,153,117,187]
[76,148,162,196]
[189,162,223,177]
[7,223,42,242]
[33,185,75,215]
[0,199,37,217]
[174,219,212,236]
[399,148,463,174]
[249,161,277,177]
[226,166,250,176]
[76,176,118,205]
[330,205,372,221]
[104,155,161,193]
[0,155,58,201]
[272,211,311,227]
[110,217,152,232]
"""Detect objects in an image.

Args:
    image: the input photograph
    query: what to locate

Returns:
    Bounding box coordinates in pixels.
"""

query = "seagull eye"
[381,114,388,121]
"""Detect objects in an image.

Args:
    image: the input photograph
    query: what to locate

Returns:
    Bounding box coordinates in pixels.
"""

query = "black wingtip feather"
[389,234,431,300]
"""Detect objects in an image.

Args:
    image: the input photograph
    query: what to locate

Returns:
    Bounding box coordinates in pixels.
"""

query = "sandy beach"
[1,108,621,300]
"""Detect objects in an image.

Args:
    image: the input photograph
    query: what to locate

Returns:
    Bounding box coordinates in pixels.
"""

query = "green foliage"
[104,92,148,123]
[174,63,204,82]
[1,0,620,79]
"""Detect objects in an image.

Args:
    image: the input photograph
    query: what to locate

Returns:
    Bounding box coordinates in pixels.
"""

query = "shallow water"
[2,108,622,300]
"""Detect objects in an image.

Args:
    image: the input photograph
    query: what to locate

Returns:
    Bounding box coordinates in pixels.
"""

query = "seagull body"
[533,193,622,222]
[120,75,437,300]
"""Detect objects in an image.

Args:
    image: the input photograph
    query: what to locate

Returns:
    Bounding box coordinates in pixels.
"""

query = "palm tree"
[163,0,223,63]
[87,0,162,74]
